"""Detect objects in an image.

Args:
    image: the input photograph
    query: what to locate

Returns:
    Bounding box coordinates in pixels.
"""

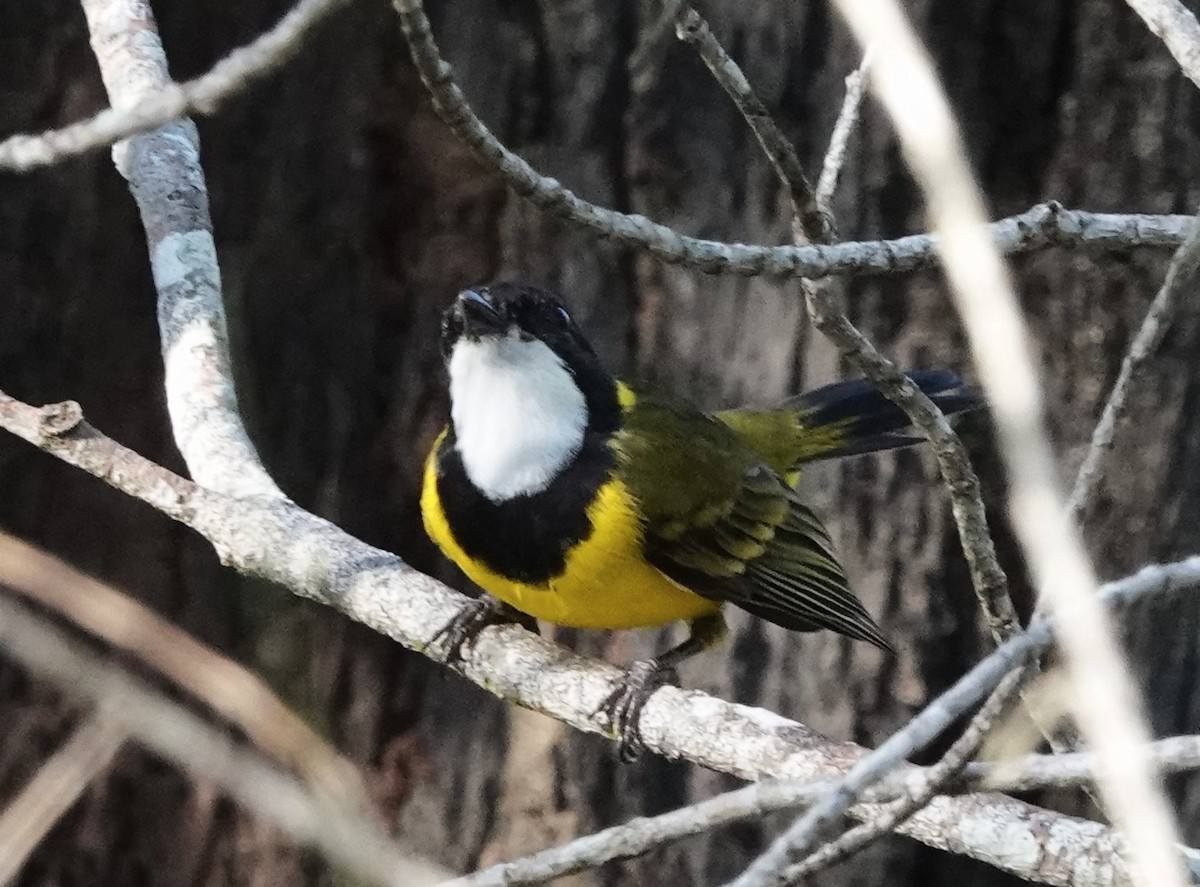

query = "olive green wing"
[615,398,890,649]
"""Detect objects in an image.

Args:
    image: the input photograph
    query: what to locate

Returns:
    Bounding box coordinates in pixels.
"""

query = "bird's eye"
[555,306,571,324]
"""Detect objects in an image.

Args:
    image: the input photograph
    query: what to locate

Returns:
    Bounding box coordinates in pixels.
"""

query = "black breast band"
[435,431,615,584]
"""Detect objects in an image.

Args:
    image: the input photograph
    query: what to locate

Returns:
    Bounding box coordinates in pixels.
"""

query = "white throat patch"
[448,330,588,501]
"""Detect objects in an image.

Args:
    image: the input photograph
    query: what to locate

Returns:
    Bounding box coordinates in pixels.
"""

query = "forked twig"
[0,389,1147,886]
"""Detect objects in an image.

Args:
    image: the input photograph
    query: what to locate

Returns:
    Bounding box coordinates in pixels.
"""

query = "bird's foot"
[432,596,537,665]
[598,658,680,762]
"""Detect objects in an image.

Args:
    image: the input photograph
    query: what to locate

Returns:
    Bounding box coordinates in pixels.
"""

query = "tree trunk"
[1,0,1198,885]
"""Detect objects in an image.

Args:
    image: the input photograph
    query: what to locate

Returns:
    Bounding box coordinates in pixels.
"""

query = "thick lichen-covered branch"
[0,389,1167,886]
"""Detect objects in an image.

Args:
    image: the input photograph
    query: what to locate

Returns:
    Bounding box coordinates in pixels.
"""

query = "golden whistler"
[422,282,979,759]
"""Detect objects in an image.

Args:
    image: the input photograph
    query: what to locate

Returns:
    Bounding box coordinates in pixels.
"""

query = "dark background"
[2,0,1199,884]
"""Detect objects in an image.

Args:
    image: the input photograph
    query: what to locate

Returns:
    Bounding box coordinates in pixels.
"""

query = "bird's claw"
[432,596,535,665]
[598,659,679,762]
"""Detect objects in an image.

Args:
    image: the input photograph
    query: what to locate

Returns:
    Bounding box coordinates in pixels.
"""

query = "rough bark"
[0,0,1198,885]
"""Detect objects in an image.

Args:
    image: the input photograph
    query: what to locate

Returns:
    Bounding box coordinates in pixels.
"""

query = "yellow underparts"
[421,428,720,629]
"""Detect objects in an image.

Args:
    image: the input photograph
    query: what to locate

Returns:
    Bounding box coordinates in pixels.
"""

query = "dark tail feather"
[787,370,982,464]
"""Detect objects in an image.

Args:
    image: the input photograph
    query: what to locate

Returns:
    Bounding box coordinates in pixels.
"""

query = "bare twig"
[459,720,1200,887]
[664,3,1013,712]
[80,0,285,497]
[0,595,447,887]
[816,51,873,209]
[1067,210,1200,520]
[966,731,1200,792]
[0,714,124,884]
[671,3,1015,645]
[0,0,1189,281]
[783,668,1029,882]
[390,0,1192,277]
[673,6,829,243]
[1124,0,1200,91]
[802,298,1017,641]
[822,1,1186,886]
[455,555,1200,887]
[782,37,1019,881]
[0,532,365,803]
[0,0,352,171]
[0,390,1167,886]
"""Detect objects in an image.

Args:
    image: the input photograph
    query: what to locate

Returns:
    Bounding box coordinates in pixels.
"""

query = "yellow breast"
[420,436,720,629]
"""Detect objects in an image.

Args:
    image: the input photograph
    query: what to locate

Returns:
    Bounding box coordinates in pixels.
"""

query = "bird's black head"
[440,284,622,500]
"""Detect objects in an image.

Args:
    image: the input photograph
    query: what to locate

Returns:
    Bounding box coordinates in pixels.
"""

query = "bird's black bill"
[456,288,507,338]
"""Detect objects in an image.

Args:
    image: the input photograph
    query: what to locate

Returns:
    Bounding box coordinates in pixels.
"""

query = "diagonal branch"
[1124,0,1200,91]
[673,7,829,243]
[0,389,1169,886]
[783,667,1030,881]
[0,0,352,172]
[671,4,1015,646]
[1067,208,1200,520]
[819,2,1187,886]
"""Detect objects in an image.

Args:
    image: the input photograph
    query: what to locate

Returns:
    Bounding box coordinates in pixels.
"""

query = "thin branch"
[79,0,285,498]
[5,6,1185,881]
[965,732,1200,792]
[664,2,1018,693]
[783,667,1029,882]
[0,714,124,884]
[0,0,1189,280]
[659,30,1034,869]
[459,723,1200,887]
[673,6,829,243]
[671,5,1016,647]
[0,594,447,887]
[0,0,351,171]
[823,2,1187,887]
[816,50,873,210]
[804,301,1018,642]
[455,555,1200,887]
[0,532,366,804]
[779,37,1021,881]
[1124,0,1200,91]
[0,390,1174,886]
[390,0,1193,277]
[1067,209,1200,520]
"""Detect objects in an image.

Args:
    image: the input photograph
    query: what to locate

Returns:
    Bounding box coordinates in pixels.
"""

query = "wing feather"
[616,396,890,651]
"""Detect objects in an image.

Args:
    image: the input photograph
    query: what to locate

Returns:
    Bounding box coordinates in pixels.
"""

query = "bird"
[420,281,981,760]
